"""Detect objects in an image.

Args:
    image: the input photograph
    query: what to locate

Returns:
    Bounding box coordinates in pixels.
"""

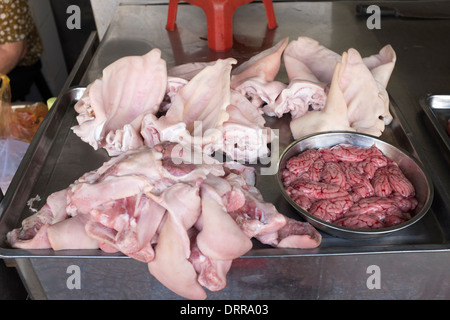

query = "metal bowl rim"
[276,131,435,236]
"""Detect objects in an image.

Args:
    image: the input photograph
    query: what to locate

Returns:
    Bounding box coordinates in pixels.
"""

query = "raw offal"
[72,49,167,156]
[231,37,289,108]
[281,144,418,229]
[7,143,321,300]
[72,42,284,163]
[71,36,396,162]
[289,44,396,139]
[277,37,396,138]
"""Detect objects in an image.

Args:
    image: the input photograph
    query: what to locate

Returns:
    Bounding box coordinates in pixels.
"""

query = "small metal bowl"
[277,131,434,239]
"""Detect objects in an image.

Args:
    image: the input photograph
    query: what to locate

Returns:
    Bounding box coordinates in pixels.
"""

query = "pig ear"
[283,36,341,84]
[363,45,397,88]
[230,37,289,87]
[324,58,347,117]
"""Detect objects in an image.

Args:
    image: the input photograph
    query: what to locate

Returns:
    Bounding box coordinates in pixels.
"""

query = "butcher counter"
[1,0,450,300]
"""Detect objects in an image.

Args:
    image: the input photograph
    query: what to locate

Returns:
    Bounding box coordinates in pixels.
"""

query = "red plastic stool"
[166,0,278,52]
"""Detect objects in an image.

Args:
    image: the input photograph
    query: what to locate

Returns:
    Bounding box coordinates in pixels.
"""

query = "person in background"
[0,0,50,102]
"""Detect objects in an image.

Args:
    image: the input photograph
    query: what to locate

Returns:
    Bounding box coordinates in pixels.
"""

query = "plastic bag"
[0,74,48,143]
[0,75,49,194]
[0,138,29,194]
[0,75,35,194]
[9,102,48,143]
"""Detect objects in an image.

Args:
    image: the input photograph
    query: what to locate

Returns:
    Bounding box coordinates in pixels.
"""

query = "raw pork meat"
[71,36,397,164]
[263,79,327,119]
[73,46,279,164]
[159,76,189,113]
[167,61,216,80]
[6,189,68,249]
[290,57,355,139]
[280,36,396,92]
[236,78,287,109]
[282,37,396,139]
[282,144,418,229]
[339,48,391,136]
[48,214,99,251]
[334,214,384,229]
[204,90,273,163]
[291,179,349,201]
[7,143,322,300]
[147,182,204,299]
[276,217,323,249]
[195,183,253,261]
[189,232,232,293]
[141,58,235,148]
[166,36,289,109]
[163,58,234,133]
[72,49,167,156]
[263,37,329,119]
[231,37,289,109]
[231,37,289,88]
[141,57,275,162]
[308,195,354,223]
[281,37,341,84]
[224,172,322,248]
[10,35,405,297]
[372,163,415,198]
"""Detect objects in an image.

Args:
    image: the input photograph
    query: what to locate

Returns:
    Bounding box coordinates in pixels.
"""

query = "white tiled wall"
[28,0,68,98]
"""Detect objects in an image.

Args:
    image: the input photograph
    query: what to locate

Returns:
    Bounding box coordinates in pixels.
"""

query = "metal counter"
[3,1,450,299]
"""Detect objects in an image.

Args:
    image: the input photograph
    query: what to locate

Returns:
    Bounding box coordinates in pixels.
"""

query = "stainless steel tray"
[0,87,114,258]
[420,95,450,153]
[0,86,447,259]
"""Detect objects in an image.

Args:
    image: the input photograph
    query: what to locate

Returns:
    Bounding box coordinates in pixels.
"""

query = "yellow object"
[47,97,56,109]
[0,74,12,139]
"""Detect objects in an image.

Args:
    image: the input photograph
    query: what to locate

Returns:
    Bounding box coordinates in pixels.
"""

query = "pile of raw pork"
[6,36,397,299]
[281,144,418,229]
[7,142,321,299]
[70,36,396,159]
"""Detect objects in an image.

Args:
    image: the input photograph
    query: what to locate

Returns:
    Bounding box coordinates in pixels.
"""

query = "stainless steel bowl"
[277,131,434,239]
